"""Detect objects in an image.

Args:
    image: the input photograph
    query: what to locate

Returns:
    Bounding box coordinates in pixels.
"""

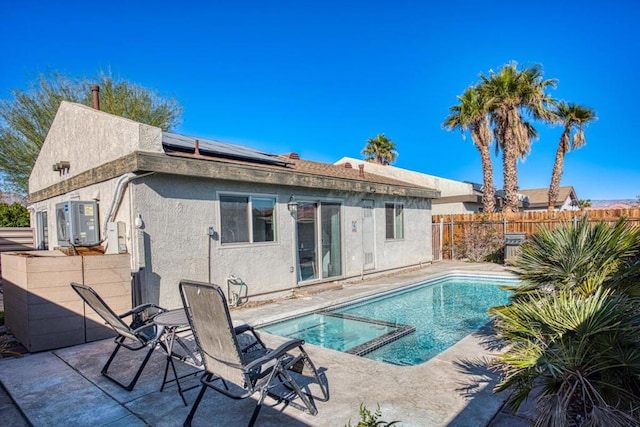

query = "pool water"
[259,275,513,366]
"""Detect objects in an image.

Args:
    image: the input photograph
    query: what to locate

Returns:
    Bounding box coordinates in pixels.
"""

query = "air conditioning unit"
[56,201,100,247]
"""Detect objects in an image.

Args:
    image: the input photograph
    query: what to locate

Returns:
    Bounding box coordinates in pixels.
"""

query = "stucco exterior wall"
[29,101,162,194]
[132,174,432,309]
[29,176,136,256]
[335,157,479,214]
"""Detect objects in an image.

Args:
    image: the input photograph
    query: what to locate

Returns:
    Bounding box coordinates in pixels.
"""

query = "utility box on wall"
[55,201,100,247]
[106,221,127,254]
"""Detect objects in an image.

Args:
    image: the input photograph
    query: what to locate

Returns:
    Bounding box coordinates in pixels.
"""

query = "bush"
[0,202,29,227]
[346,403,398,427]
[455,224,503,263]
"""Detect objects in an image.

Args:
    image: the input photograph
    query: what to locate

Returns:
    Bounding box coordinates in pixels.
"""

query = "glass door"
[321,203,341,278]
[296,202,317,281]
[295,201,342,282]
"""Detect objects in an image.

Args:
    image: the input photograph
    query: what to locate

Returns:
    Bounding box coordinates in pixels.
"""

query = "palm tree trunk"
[548,129,570,211]
[472,128,495,213]
[499,108,520,214]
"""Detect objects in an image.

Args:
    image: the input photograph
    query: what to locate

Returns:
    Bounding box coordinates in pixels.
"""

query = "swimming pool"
[258,274,514,366]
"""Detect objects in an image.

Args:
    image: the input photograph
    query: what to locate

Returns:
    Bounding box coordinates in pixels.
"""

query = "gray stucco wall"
[133,174,432,309]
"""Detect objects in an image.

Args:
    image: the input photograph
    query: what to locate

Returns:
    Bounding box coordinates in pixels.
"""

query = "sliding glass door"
[296,201,341,282]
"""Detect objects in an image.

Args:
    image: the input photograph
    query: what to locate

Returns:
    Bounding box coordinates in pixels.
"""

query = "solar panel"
[162,132,290,167]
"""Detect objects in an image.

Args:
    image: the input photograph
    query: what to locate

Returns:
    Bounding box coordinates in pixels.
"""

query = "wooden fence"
[0,227,35,277]
[432,209,640,261]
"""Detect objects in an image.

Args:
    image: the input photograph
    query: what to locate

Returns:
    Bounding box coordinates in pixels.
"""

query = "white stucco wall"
[29,102,162,194]
[335,157,478,214]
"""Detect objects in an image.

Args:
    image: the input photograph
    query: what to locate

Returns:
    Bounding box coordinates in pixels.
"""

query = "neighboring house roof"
[518,186,578,209]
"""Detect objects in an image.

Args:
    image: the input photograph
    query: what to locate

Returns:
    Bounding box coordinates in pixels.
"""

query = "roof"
[161,134,439,197]
[518,186,578,208]
[163,132,291,167]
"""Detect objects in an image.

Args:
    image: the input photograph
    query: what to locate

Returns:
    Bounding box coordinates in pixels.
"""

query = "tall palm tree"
[480,63,556,213]
[443,87,496,213]
[362,133,397,165]
[547,102,596,211]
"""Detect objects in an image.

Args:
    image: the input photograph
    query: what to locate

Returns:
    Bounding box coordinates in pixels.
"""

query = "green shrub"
[346,403,398,427]
[0,202,29,227]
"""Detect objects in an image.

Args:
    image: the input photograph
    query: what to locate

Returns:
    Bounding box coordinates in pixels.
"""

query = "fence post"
[450,218,455,260]
[573,215,577,228]
[503,217,507,237]
[439,218,444,261]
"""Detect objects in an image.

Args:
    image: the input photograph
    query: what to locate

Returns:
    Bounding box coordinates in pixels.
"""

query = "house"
[334,158,481,214]
[517,186,579,212]
[27,102,439,308]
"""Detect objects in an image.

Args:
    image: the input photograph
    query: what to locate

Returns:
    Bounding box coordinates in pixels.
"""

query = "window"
[385,203,404,239]
[220,195,275,244]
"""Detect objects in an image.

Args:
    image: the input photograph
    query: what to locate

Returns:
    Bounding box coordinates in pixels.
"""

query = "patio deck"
[0,261,534,426]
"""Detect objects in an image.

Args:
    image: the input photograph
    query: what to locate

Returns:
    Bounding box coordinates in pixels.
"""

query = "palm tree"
[491,218,640,425]
[362,134,397,165]
[491,289,640,426]
[508,216,640,297]
[480,63,556,213]
[547,102,596,211]
[443,87,496,213]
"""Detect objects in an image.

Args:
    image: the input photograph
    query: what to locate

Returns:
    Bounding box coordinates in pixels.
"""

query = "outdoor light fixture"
[287,195,298,217]
[52,161,70,174]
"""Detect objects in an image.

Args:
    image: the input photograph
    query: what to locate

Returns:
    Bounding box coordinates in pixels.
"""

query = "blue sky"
[2,1,639,200]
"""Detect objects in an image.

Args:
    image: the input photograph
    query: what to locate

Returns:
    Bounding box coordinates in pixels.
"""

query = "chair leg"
[101,338,156,391]
[248,387,268,427]
[184,378,209,427]
[299,349,329,401]
[278,368,318,415]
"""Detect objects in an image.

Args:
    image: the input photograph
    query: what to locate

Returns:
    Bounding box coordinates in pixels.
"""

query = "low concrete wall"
[1,251,131,352]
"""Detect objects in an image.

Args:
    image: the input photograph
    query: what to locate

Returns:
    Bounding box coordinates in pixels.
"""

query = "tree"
[509,216,640,297]
[491,289,640,426]
[0,202,30,227]
[548,102,596,211]
[491,218,640,425]
[578,199,592,209]
[480,63,556,213]
[362,134,397,165]
[444,86,496,213]
[0,71,183,195]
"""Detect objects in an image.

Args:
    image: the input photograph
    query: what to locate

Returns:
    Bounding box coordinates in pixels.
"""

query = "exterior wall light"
[52,161,71,174]
[287,195,298,218]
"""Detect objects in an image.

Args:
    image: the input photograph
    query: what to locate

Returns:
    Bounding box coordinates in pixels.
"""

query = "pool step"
[318,311,416,357]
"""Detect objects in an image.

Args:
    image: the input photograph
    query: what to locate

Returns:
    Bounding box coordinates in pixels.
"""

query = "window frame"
[385,202,404,240]
[35,209,49,250]
[218,193,277,245]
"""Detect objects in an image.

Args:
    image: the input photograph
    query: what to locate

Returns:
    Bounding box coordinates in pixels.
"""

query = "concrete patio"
[0,261,534,426]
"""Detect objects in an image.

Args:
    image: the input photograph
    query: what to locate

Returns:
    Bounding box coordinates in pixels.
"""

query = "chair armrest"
[120,303,166,318]
[233,324,253,335]
[243,339,304,372]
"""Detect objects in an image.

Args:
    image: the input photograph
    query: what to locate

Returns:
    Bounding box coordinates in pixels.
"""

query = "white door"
[362,199,375,270]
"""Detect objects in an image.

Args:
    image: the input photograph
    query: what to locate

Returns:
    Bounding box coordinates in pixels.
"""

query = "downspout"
[100,172,155,243]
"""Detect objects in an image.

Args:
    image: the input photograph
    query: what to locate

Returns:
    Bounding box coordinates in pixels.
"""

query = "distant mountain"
[589,199,638,208]
[0,192,27,205]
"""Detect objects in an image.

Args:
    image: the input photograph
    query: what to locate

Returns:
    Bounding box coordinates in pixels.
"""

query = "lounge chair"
[70,282,167,391]
[179,280,328,427]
